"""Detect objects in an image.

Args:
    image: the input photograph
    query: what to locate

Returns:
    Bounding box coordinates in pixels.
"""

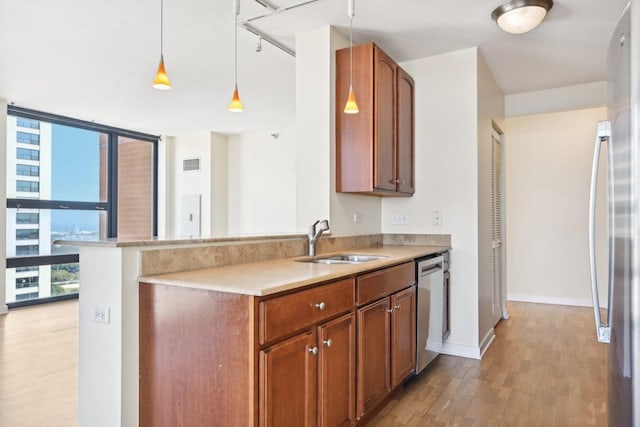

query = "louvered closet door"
[491,130,504,325]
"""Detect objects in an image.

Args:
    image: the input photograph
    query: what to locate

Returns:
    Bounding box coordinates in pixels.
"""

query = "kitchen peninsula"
[58,233,449,427]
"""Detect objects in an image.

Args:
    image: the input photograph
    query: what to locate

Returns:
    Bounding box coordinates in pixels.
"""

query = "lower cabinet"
[318,314,357,427]
[356,286,416,419]
[391,286,417,388]
[260,313,356,427]
[259,331,318,427]
[140,261,417,427]
[356,298,391,417]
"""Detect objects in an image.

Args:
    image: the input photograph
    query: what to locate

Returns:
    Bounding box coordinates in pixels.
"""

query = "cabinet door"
[391,286,417,388]
[356,298,391,418]
[396,67,415,194]
[260,331,317,427]
[373,46,397,192]
[318,313,356,427]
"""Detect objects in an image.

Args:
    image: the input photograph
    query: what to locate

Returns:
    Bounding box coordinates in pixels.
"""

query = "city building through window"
[5,106,158,307]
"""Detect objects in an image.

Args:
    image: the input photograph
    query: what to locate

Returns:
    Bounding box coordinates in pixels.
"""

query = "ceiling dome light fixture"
[491,0,553,34]
[229,0,244,112]
[152,0,171,90]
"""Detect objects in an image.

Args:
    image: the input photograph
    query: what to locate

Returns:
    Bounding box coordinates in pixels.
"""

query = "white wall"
[382,48,481,356]
[169,133,211,236]
[476,53,505,351]
[167,132,229,237]
[0,100,7,314]
[227,128,296,234]
[504,107,609,306]
[210,133,228,236]
[295,27,332,232]
[505,82,607,117]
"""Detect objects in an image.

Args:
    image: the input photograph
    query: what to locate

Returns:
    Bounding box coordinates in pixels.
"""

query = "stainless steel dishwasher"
[415,253,449,374]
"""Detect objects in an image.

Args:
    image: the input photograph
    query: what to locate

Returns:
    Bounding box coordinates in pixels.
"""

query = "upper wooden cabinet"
[336,42,415,196]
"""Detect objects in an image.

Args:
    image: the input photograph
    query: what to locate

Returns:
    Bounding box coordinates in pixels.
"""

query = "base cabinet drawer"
[357,262,415,305]
[259,278,355,345]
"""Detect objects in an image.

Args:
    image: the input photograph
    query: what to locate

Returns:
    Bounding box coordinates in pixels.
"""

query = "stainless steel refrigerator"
[589,3,639,425]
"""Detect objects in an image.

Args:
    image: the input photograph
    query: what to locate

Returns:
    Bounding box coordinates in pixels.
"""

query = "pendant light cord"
[234,14,238,86]
[349,15,353,88]
[160,0,164,56]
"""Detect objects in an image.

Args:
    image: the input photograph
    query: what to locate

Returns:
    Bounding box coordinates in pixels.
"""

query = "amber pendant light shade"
[229,85,244,112]
[344,85,359,114]
[229,0,243,112]
[153,0,171,90]
[343,0,358,114]
[153,55,171,90]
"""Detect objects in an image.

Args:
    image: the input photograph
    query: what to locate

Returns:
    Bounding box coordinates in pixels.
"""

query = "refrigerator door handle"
[589,120,612,343]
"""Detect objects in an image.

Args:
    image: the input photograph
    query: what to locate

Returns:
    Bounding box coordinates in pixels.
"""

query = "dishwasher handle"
[420,264,442,277]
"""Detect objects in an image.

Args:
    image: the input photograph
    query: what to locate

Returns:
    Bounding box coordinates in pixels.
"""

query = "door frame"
[492,121,509,321]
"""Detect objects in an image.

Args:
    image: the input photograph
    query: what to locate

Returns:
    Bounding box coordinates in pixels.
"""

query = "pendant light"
[491,0,553,34]
[152,0,171,90]
[343,0,359,114]
[229,0,244,112]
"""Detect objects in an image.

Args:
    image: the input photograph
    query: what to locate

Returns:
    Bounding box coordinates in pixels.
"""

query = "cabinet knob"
[323,339,333,347]
[308,346,319,355]
[315,302,326,310]
[395,179,400,184]
[394,304,401,310]
[386,308,394,313]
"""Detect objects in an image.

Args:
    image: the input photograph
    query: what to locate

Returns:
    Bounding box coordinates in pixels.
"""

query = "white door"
[491,129,507,324]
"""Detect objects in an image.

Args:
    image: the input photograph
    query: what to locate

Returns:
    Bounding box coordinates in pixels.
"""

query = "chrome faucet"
[308,219,330,257]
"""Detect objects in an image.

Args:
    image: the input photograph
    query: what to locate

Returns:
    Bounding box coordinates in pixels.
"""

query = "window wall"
[5,106,158,307]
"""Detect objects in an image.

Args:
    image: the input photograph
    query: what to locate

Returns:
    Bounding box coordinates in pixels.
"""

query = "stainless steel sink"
[296,254,388,264]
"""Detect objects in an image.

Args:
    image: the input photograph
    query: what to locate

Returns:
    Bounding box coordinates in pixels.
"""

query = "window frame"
[5,105,159,308]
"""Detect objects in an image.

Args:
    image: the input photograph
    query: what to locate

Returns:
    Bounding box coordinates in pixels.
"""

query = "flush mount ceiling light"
[152,0,171,90]
[491,0,553,34]
[229,0,244,112]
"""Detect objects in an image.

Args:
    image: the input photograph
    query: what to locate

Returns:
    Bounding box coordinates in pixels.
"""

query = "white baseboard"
[507,294,605,308]
[479,328,495,358]
[0,304,8,315]
[440,342,482,360]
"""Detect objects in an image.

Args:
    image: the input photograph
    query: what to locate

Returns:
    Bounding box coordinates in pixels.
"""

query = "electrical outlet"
[391,212,409,225]
[92,305,110,324]
[433,209,442,226]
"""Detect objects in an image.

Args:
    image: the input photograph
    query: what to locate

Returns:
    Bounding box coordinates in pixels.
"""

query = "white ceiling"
[0,0,629,136]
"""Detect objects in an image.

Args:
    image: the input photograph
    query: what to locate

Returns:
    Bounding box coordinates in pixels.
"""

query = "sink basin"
[297,254,388,264]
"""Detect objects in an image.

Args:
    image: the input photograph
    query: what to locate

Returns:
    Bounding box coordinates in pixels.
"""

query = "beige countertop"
[54,232,306,248]
[138,245,450,296]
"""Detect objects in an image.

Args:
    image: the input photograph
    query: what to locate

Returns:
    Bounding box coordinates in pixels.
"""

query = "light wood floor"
[0,300,78,427]
[369,302,607,426]
[0,301,605,427]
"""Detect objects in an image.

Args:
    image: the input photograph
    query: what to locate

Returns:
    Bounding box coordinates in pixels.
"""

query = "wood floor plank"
[0,300,605,427]
[0,300,78,427]
[370,301,607,426]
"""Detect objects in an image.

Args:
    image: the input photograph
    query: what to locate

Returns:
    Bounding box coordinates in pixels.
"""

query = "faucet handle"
[318,219,330,231]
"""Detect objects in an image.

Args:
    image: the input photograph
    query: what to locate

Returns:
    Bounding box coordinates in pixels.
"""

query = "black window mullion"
[153,141,159,237]
[108,132,118,238]
[6,254,80,269]
[7,198,108,211]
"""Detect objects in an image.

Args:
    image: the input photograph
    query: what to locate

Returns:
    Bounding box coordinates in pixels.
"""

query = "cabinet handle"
[386,308,394,313]
[315,302,326,310]
[394,304,401,310]
[323,339,333,347]
[308,346,319,355]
